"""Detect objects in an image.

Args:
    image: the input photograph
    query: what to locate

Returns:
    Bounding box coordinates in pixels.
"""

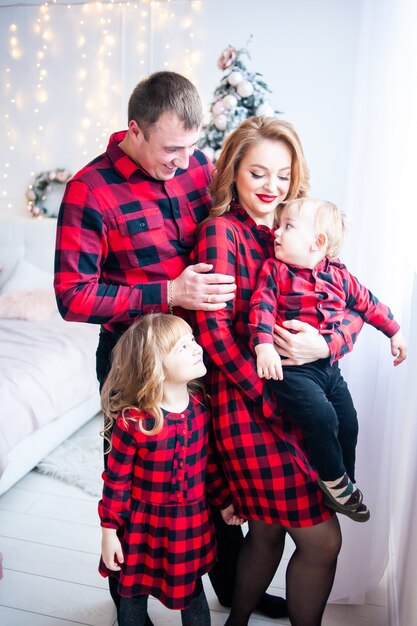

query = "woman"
[192,117,363,626]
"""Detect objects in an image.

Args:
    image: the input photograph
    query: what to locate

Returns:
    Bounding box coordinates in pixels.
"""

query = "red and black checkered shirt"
[249,256,400,350]
[54,131,213,334]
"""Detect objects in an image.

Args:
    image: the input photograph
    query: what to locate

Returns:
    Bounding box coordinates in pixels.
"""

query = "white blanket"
[0,316,99,475]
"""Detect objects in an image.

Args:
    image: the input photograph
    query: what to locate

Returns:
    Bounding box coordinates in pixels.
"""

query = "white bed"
[0,216,100,495]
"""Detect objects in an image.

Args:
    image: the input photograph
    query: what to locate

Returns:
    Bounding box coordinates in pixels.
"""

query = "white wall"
[0,0,361,215]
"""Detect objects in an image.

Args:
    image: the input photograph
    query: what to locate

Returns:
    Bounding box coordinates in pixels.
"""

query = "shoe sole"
[323,496,370,522]
[317,477,364,511]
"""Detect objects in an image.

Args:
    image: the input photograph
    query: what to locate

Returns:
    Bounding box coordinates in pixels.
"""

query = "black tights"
[119,588,210,626]
[224,515,341,626]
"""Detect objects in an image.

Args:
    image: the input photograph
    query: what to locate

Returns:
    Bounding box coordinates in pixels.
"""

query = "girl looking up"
[98,313,240,626]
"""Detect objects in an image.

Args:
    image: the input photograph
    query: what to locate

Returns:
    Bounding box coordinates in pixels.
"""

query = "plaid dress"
[98,392,223,609]
[191,206,364,527]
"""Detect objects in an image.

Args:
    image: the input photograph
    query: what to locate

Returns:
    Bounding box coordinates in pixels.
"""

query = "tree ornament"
[212,100,225,115]
[227,70,243,86]
[199,36,282,163]
[222,94,238,110]
[236,79,254,98]
[217,46,237,70]
[214,114,228,131]
[256,102,275,116]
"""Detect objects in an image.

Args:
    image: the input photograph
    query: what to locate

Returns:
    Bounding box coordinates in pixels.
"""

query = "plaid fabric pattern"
[54,131,213,334]
[98,392,220,609]
[190,206,367,526]
[249,256,400,351]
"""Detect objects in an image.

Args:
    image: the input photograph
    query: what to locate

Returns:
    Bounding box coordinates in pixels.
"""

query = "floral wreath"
[26,168,72,218]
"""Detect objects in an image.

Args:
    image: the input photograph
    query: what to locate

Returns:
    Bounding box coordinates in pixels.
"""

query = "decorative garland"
[26,168,71,218]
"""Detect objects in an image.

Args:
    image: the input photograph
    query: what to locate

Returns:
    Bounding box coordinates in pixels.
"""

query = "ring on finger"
[207,294,212,304]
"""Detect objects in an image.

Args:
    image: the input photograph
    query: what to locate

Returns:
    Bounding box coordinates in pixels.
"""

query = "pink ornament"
[214,114,228,131]
[237,80,254,98]
[227,71,243,86]
[56,170,70,183]
[222,94,238,110]
[212,100,225,116]
[217,46,237,71]
[256,103,274,116]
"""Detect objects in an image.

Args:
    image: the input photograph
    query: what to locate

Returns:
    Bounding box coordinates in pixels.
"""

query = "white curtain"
[328,0,417,619]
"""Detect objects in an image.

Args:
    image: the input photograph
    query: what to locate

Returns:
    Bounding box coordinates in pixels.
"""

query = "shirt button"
[179,461,184,467]
[181,414,185,419]
[139,221,145,227]
[182,430,186,435]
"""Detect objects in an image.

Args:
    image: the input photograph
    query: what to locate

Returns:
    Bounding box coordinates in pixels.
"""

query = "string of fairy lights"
[1,0,201,212]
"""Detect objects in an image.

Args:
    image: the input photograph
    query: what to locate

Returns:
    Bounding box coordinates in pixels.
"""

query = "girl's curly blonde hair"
[101,313,200,450]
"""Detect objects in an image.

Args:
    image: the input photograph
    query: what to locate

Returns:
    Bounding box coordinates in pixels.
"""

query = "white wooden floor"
[0,417,387,626]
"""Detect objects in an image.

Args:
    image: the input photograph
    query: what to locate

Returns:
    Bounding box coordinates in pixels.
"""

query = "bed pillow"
[0,259,53,295]
[0,289,57,321]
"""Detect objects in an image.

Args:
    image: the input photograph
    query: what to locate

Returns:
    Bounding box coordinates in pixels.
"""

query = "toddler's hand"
[221,503,245,526]
[255,344,283,380]
[390,330,407,366]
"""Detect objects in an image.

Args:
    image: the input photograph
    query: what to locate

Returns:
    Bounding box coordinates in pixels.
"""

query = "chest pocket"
[116,208,164,236]
[115,208,166,268]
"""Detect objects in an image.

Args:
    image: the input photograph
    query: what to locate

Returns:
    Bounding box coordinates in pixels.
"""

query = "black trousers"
[269,358,358,482]
[95,327,243,608]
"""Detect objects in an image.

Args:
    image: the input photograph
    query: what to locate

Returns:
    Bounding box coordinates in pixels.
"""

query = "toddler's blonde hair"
[282,197,347,258]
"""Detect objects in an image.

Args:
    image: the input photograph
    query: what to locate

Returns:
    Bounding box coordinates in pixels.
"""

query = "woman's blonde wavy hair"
[209,116,310,219]
[101,313,198,450]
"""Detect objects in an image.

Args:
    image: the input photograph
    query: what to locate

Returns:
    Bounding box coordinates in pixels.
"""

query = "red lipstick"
[256,194,277,203]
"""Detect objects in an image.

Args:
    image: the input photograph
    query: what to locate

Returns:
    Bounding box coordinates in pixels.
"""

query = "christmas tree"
[200,37,281,163]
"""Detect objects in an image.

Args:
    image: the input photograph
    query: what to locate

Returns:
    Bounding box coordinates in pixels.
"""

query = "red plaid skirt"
[209,370,332,527]
[99,497,216,609]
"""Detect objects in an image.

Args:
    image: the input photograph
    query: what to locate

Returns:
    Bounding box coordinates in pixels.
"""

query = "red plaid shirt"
[54,131,213,334]
[249,256,400,351]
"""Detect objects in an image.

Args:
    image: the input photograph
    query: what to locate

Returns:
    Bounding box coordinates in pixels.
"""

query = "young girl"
[98,313,240,626]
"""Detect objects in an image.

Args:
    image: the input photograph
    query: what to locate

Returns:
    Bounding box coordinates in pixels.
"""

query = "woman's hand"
[101,527,124,571]
[273,320,330,366]
[221,503,245,526]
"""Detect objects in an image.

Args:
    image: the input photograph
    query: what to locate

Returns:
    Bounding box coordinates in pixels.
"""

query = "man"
[54,71,287,623]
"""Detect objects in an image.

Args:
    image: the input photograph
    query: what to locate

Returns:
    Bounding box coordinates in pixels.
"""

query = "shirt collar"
[230,203,275,238]
[106,130,152,181]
